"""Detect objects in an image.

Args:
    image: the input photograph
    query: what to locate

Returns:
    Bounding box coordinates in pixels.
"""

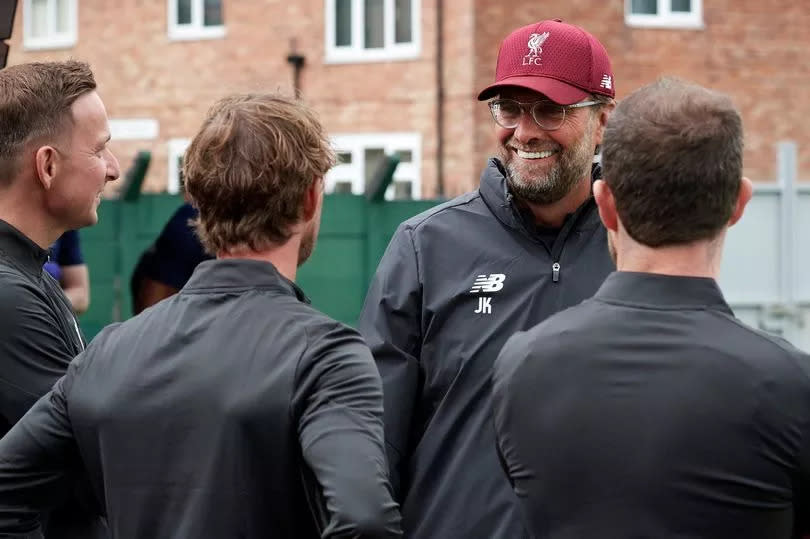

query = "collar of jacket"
[594,271,733,314]
[478,158,602,238]
[0,218,50,277]
[182,258,311,304]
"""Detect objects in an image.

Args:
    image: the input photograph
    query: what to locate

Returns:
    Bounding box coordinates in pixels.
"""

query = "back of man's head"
[183,93,335,255]
[0,60,96,185]
[601,77,743,247]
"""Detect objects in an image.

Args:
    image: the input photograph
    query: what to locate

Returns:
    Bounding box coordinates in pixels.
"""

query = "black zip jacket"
[357,158,615,538]
[493,272,810,538]
[0,258,402,538]
[0,219,104,538]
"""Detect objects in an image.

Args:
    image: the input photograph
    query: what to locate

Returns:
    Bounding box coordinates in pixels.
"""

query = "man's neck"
[616,240,723,279]
[518,176,591,228]
[0,196,59,249]
[217,238,301,282]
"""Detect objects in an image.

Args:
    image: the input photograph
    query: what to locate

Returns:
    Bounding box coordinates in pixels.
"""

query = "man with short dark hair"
[0,93,402,538]
[493,77,810,538]
[358,19,615,538]
[0,59,120,537]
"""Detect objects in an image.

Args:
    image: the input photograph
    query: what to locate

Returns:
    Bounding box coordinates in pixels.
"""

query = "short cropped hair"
[601,77,743,247]
[183,93,336,254]
[0,60,97,183]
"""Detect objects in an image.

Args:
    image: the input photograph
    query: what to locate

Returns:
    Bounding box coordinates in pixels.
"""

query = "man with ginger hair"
[0,93,402,538]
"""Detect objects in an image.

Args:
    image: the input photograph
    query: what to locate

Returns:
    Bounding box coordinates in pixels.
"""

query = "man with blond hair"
[0,60,120,538]
[0,93,402,538]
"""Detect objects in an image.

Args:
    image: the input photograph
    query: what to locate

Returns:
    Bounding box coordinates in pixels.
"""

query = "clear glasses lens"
[490,99,566,130]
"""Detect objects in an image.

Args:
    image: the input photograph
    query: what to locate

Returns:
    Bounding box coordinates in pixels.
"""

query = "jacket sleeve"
[491,330,533,493]
[0,280,75,429]
[0,359,83,537]
[296,323,402,538]
[356,225,423,501]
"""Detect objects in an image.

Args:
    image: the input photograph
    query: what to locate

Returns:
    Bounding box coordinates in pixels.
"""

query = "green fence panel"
[77,194,440,340]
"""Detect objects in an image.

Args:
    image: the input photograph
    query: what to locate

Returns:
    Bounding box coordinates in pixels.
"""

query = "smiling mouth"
[514,149,558,160]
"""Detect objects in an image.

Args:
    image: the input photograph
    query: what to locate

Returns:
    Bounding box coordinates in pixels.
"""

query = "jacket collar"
[478,157,602,237]
[0,219,49,277]
[594,271,733,314]
[182,258,310,304]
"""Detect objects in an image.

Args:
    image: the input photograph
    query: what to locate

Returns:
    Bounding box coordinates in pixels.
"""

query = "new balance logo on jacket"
[470,274,506,315]
[469,274,506,293]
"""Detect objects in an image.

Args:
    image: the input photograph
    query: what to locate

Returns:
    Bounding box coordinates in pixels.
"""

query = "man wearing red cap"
[358,19,616,538]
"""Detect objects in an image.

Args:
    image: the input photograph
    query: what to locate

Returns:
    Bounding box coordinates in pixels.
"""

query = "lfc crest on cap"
[524,32,549,66]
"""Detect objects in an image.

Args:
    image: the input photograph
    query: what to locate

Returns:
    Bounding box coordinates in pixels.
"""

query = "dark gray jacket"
[0,258,402,539]
[0,219,103,539]
[493,272,810,538]
[358,159,614,538]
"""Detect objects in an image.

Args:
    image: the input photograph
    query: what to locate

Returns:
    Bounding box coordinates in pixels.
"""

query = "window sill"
[23,36,77,51]
[168,25,227,42]
[625,15,704,30]
[324,46,421,64]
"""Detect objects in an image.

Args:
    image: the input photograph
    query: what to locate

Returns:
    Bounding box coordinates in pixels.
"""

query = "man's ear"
[301,177,323,222]
[592,102,615,147]
[728,177,753,227]
[593,179,619,232]
[34,146,59,191]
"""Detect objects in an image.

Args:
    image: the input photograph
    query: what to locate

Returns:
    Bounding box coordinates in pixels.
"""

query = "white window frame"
[326,133,421,200]
[168,138,190,195]
[23,0,77,51]
[168,0,226,41]
[625,0,703,29]
[324,0,420,64]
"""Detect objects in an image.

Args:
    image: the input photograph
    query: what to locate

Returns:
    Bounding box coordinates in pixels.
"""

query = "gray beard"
[500,119,596,205]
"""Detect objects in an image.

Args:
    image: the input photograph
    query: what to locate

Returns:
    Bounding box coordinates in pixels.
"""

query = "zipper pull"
[552,262,560,282]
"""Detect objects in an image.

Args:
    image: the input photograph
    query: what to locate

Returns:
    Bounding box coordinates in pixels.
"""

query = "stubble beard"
[297,227,317,267]
[501,123,596,205]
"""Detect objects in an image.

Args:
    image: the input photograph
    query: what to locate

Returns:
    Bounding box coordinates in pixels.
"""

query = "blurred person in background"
[130,201,212,314]
[45,229,90,314]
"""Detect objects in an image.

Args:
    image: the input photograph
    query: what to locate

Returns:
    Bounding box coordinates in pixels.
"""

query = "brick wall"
[472,0,810,183]
[6,0,810,199]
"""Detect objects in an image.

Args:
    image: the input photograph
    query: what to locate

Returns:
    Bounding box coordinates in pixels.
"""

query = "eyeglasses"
[488,98,599,131]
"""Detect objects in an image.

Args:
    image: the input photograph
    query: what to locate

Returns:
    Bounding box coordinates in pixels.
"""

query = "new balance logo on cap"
[470,274,506,294]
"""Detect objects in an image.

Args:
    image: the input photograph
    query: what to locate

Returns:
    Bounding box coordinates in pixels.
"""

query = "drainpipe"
[287,38,306,97]
[435,0,445,197]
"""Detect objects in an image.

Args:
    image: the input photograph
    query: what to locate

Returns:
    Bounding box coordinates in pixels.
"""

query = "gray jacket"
[0,259,402,538]
[358,158,615,538]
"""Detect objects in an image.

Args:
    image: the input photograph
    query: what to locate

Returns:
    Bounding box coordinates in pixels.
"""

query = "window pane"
[395,0,412,43]
[393,180,412,200]
[364,0,384,49]
[671,0,691,12]
[176,0,192,24]
[335,0,352,47]
[177,155,185,188]
[396,149,412,163]
[337,152,352,164]
[204,0,223,26]
[364,148,386,189]
[631,0,657,14]
[55,0,69,33]
[334,181,353,194]
[30,0,48,38]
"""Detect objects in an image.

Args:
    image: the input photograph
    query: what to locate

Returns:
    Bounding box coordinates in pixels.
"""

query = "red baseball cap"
[477,19,615,105]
